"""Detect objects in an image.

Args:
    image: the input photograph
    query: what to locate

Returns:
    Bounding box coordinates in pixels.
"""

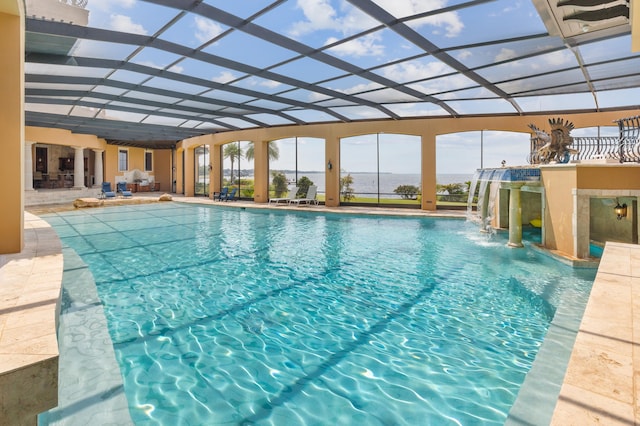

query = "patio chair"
[213,187,229,201]
[117,181,133,198]
[269,186,298,205]
[101,182,116,199]
[289,185,318,206]
[223,187,238,202]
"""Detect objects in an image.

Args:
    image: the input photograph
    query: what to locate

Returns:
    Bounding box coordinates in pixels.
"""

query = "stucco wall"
[542,163,640,257]
[153,149,172,193]
[577,164,640,190]
[541,167,577,254]
[0,7,24,254]
[26,126,106,150]
[105,145,161,187]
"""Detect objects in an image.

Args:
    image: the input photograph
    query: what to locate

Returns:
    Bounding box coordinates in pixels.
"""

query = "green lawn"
[276,194,471,208]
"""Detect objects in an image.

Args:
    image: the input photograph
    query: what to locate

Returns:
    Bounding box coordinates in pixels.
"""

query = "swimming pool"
[41,203,595,425]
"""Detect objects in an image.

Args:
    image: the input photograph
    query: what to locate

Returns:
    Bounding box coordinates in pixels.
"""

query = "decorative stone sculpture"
[528,118,578,164]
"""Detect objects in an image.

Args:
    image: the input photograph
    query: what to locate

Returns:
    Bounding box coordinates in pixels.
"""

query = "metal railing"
[528,115,640,164]
[615,115,640,162]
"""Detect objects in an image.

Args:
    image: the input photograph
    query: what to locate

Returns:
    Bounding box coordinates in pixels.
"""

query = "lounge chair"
[101,182,116,199]
[223,187,238,201]
[289,185,318,206]
[117,181,133,198]
[213,187,228,201]
[269,186,298,204]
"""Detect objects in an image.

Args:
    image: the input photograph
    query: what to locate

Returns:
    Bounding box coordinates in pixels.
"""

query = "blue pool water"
[42,203,595,425]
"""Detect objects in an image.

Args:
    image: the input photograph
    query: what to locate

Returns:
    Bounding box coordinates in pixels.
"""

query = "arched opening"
[436,130,530,208]
[194,145,209,197]
[268,137,325,201]
[221,141,255,199]
[340,133,421,207]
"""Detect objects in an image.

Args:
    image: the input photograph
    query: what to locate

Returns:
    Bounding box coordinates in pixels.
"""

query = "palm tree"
[223,143,243,183]
[245,141,280,162]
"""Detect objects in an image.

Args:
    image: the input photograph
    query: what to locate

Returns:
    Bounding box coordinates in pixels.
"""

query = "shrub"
[297,176,314,198]
[394,184,420,199]
[271,171,288,197]
[340,173,355,201]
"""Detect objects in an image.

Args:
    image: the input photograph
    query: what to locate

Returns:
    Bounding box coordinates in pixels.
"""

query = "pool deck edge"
[550,241,639,425]
[0,212,62,424]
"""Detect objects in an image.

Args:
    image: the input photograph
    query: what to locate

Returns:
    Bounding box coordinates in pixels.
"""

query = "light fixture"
[614,199,627,220]
[327,160,333,171]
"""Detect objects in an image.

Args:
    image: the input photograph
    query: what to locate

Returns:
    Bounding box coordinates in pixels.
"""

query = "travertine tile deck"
[0,212,63,424]
[551,241,639,425]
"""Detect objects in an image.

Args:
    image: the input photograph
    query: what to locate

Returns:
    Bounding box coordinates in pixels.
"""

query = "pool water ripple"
[41,203,595,425]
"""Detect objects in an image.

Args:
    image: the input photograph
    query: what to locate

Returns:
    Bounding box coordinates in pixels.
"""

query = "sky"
[68,1,635,175]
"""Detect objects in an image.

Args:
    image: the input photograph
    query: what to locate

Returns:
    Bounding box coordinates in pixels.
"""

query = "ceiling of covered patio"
[23,0,639,147]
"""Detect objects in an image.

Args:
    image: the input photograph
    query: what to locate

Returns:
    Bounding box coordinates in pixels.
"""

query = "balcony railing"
[528,115,640,164]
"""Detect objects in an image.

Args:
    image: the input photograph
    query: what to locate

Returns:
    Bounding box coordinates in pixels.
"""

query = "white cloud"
[212,71,237,83]
[341,82,383,95]
[89,0,136,13]
[109,14,147,35]
[495,48,517,62]
[169,65,184,74]
[457,50,472,61]
[544,50,573,66]
[260,80,282,89]
[372,0,464,37]
[382,60,451,82]
[289,0,377,37]
[135,60,162,69]
[326,34,384,57]
[290,0,339,36]
[409,73,474,96]
[194,16,224,43]
[308,92,332,102]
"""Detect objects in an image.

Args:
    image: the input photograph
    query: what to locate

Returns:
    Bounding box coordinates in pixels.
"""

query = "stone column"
[0,5,25,254]
[24,141,35,191]
[572,189,590,259]
[73,146,85,189]
[420,132,437,211]
[507,183,524,248]
[184,146,194,197]
[324,135,340,207]
[93,149,104,188]
[252,140,269,203]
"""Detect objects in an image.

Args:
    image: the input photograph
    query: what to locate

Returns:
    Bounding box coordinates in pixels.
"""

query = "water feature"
[466,170,479,221]
[40,203,595,425]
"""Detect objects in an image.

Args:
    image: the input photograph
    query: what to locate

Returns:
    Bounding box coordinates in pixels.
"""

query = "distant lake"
[281,172,472,197]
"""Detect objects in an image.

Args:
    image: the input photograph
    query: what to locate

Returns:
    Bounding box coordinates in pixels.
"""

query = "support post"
[93,149,103,188]
[0,6,25,254]
[24,141,34,191]
[572,189,590,259]
[252,140,269,203]
[508,183,524,248]
[73,146,85,189]
[325,135,340,207]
